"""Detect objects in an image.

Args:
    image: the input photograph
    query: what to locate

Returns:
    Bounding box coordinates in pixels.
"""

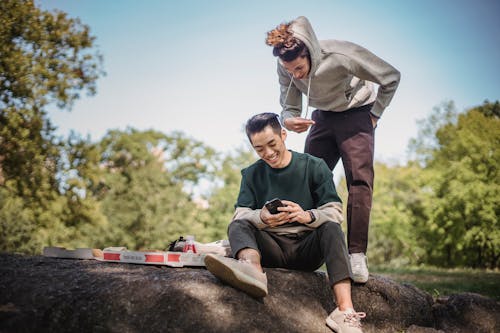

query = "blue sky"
[42,0,500,166]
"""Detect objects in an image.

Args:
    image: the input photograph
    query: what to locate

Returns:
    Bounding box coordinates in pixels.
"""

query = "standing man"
[205,113,366,333]
[266,16,401,282]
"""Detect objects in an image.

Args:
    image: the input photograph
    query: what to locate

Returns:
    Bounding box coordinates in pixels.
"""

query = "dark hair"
[266,22,310,62]
[245,113,282,141]
[273,39,309,62]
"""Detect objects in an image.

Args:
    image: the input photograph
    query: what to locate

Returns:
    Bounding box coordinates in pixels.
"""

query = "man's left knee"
[228,219,255,233]
[319,221,342,232]
[318,222,345,238]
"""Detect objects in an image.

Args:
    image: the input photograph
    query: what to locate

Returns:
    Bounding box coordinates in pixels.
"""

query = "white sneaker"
[326,307,366,333]
[204,254,268,298]
[350,253,369,283]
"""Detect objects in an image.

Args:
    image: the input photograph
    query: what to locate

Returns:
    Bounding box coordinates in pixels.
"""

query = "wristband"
[307,210,316,224]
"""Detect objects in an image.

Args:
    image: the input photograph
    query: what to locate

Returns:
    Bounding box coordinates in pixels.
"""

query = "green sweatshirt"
[233,151,343,234]
[278,16,401,119]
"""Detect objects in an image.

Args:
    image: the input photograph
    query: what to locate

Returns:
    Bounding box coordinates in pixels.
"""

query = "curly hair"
[266,22,309,62]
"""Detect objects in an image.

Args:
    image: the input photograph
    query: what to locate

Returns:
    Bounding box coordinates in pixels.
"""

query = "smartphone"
[265,198,285,214]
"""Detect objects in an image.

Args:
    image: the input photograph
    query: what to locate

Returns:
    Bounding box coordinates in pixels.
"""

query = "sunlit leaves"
[401,101,499,268]
[0,0,104,253]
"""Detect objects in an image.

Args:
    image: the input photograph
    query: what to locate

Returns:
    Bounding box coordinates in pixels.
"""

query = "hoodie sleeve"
[232,207,268,229]
[343,43,400,118]
[277,62,303,121]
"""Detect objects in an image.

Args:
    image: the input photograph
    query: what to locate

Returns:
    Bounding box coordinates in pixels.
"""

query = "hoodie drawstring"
[283,76,294,111]
[282,75,312,120]
[304,76,311,119]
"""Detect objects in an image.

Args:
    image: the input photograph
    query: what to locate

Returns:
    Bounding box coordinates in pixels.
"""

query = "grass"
[371,265,500,301]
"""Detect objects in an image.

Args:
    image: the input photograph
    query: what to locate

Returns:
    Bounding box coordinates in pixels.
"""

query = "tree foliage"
[0,0,102,110]
[370,101,499,268]
[91,129,217,249]
[198,147,257,242]
[0,0,104,253]
[420,101,500,268]
[368,162,429,266]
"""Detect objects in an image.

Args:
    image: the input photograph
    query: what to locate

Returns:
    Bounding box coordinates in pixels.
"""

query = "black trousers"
[228,219,353,286]
[305,103,375,254]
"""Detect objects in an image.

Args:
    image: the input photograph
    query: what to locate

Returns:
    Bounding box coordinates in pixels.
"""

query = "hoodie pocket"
[352,84,372,104]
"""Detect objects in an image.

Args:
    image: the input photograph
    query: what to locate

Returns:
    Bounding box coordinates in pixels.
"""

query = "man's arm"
[346,43,401,118]
[232,207,268,229]
[232,168,268,229]
[277,64,316,133]
[307,201,344,228]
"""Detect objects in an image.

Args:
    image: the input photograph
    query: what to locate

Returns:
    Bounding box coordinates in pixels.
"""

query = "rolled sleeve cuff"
[232,207,267,229]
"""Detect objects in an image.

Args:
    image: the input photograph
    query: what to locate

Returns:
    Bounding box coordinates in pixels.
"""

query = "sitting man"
[204,112,366,332]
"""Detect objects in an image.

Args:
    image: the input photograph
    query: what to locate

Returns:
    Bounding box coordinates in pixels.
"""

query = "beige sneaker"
[326,307,366,333]
[350,253,369,283]
[204,254,268,298]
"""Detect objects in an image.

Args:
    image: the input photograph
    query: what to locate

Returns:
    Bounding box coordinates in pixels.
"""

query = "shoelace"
[237,258,253,265]
[344,311,366,328]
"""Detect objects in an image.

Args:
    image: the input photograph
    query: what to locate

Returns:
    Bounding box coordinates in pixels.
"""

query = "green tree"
[408,101,457,167]
[409,101,500,268]
[91,129,217,249]
[368,162,430,266]
[198,147,257,241]
[334,161,431,267]
[0,0,104,253]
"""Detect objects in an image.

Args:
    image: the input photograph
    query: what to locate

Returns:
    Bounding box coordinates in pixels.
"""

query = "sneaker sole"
[352,274,369,284]
[205,255,268,298]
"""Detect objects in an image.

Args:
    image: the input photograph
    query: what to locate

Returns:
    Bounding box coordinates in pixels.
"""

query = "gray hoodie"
[279,16,401,120]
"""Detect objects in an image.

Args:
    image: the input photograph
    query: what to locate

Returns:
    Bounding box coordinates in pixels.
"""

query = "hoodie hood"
[290,16,322,76]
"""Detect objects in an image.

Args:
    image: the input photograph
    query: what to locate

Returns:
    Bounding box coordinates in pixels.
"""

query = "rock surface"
[0,253,498,333]
[433,293,500,333]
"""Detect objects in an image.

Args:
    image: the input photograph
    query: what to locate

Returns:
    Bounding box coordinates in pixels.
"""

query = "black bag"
[168,236,186,252]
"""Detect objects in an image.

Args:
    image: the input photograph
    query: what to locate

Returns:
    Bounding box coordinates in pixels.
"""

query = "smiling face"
[281,55,310,80]
[250,125,292,169]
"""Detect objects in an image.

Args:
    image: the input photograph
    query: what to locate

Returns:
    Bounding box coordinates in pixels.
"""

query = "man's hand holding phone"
[261,198,289,227]
[265,198,285,214]
[261,198,314,226]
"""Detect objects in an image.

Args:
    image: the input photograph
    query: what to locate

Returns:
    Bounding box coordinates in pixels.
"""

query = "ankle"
[237,249,263,272]
[338,303,354,311]
[239,258,263,273]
